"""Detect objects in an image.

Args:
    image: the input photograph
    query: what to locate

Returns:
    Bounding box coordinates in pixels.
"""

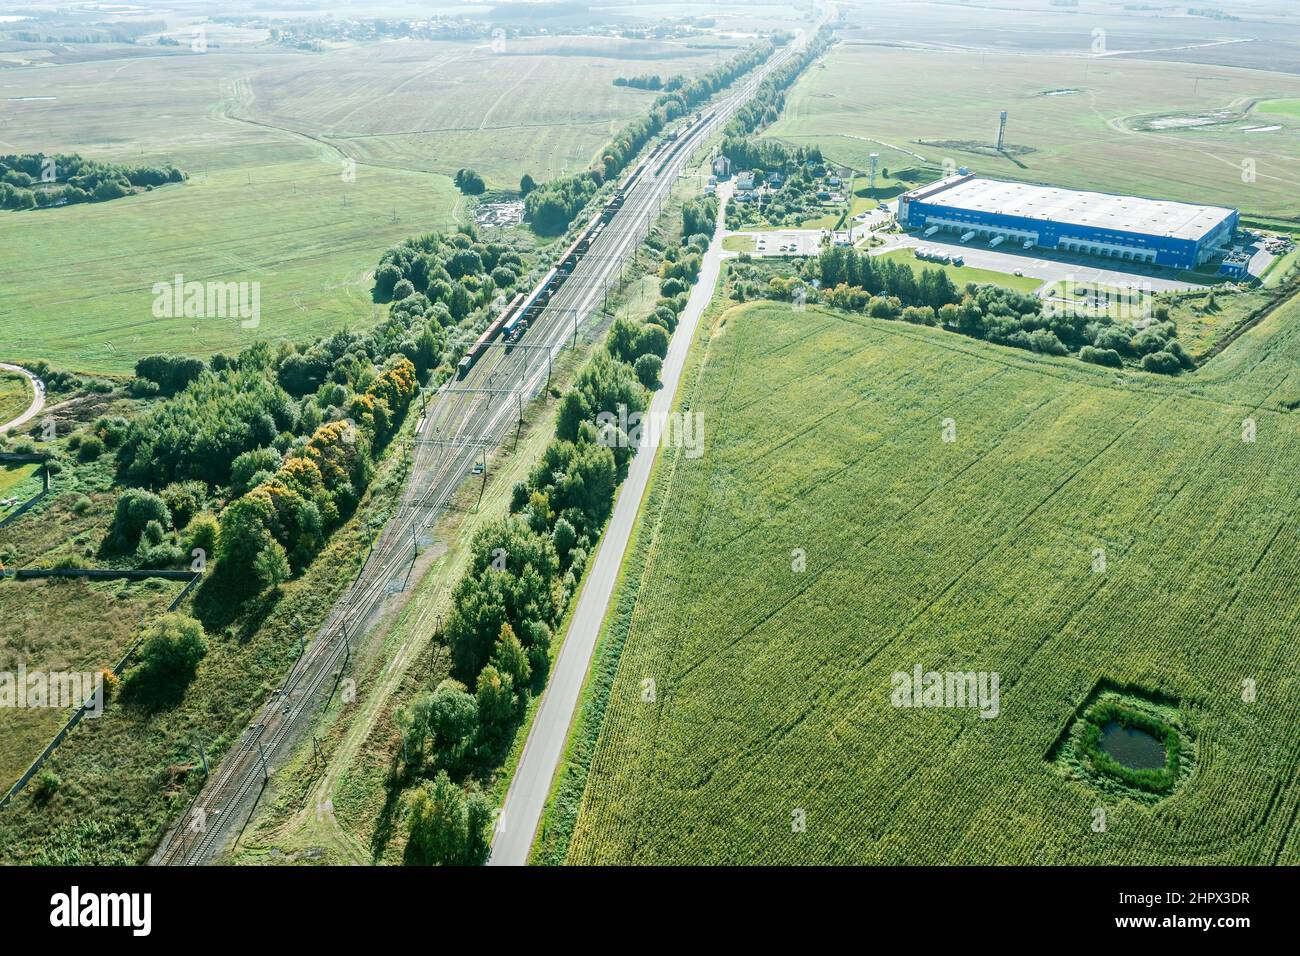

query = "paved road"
[0,363,45,434]
[488,184,734,866]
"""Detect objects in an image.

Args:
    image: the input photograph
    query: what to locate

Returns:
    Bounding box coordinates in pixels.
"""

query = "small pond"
[1099,722,1166,770]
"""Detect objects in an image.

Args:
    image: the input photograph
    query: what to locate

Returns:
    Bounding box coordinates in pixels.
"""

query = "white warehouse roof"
[908,176,1235,242]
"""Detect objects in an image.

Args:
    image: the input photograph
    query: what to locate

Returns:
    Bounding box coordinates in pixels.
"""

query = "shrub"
[121,613,208,710]
[31,769,61,803]
[1080,345,1123,368]
[634,353,663,389]
[1141,350,1182,375]
[107,488,172,552]
[160,480,207,529]
[76,434,105,462]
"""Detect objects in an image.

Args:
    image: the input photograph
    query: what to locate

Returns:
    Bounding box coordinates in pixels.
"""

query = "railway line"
[151,37,798,866]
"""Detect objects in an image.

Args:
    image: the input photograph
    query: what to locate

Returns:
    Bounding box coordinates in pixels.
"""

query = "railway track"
[151,40,796,866]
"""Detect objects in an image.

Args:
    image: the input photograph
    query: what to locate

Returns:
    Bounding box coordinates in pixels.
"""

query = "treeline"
[0,152,185,210]
[721,137,822,175]
[394,199,712,864]
[765,245,1194,373]
[108,332,422,590]
[613,74,676,91]
[523,39,775,234]
[721,25,834,143]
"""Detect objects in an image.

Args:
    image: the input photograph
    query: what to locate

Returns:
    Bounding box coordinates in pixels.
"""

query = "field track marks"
[479,58,544,131]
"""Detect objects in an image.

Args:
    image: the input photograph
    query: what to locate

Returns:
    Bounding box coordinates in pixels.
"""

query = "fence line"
[0,461,49,530]
[0,571,202,810]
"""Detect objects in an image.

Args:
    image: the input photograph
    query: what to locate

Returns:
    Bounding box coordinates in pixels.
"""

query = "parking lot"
[883,234,1209,294]
[746,229,824,257]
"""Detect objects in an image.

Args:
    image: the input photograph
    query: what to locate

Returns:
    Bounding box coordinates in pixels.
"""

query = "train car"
[456,299,516,378]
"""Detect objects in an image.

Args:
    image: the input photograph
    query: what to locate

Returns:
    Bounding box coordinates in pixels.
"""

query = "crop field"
[766,41,1300,220]
[0,35,731,374]
[559,294,1300,865]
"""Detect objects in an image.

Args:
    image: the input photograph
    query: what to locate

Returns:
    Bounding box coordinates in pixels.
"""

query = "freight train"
[456,111,710,379]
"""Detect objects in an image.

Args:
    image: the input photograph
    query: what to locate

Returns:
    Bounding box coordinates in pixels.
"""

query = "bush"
[1079,345,1123,368]
[31,769,61,803]
[121,613,208,710]
[634,353,663,389]
[185,512,220,561]
[76,434,105,462]
[107,489,172,552]
[160,480,207,529]
[1141,350,1182,375]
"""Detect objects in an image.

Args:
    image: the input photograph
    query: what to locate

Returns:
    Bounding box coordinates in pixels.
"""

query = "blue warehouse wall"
[904,200,1224,269]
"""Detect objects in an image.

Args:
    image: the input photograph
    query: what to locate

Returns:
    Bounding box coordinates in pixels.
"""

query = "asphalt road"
[0,363,45,435]
[487,183,734,866]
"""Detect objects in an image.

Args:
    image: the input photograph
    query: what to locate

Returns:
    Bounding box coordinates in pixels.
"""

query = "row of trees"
[524,39,776,235]
[786,245,1194,373]
[720,26,834,143]
[0,152,185,211]
[613,74,674,91]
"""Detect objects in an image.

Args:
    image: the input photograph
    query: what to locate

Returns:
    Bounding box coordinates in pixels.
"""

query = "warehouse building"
[899,174,1238,270]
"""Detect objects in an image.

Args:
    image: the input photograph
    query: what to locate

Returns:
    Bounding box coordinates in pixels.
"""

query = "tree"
[107,488,172,553]
[476,664,515,733]
[634,353,662,389]
[404,771,494,866]
[453,168,486,195]
[519,173,536,196]
[230,446,282,494]
[552,517,577,564]
[253,539,292,590]
[555,389,591,443]
[122,613,208,710]
[490,623,531,688]
[405,771,468,865]
[427,679,479,759]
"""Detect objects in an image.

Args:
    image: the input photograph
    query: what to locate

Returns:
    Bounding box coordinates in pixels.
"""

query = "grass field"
[1258,99,1300,118]
[0,463,40,521]
[767,42,1300,220]
[876,248,1043,294]
[0,36,734,374]
[0,578,183,793]
[0,372,32,426]
[555,292,1300,865]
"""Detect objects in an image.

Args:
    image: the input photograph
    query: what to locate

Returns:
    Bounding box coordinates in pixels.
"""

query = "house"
[713,155,732,179]
[735,171,755,191]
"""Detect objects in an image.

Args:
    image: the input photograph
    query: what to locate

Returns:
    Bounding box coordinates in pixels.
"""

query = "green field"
[0,36,734,375]
[767,42,1300,220]
[0,373,31,426]
[1258,99,1300,118]
[876,248,1043,293]
[558,294,1300,865]
[0,578,183,793]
